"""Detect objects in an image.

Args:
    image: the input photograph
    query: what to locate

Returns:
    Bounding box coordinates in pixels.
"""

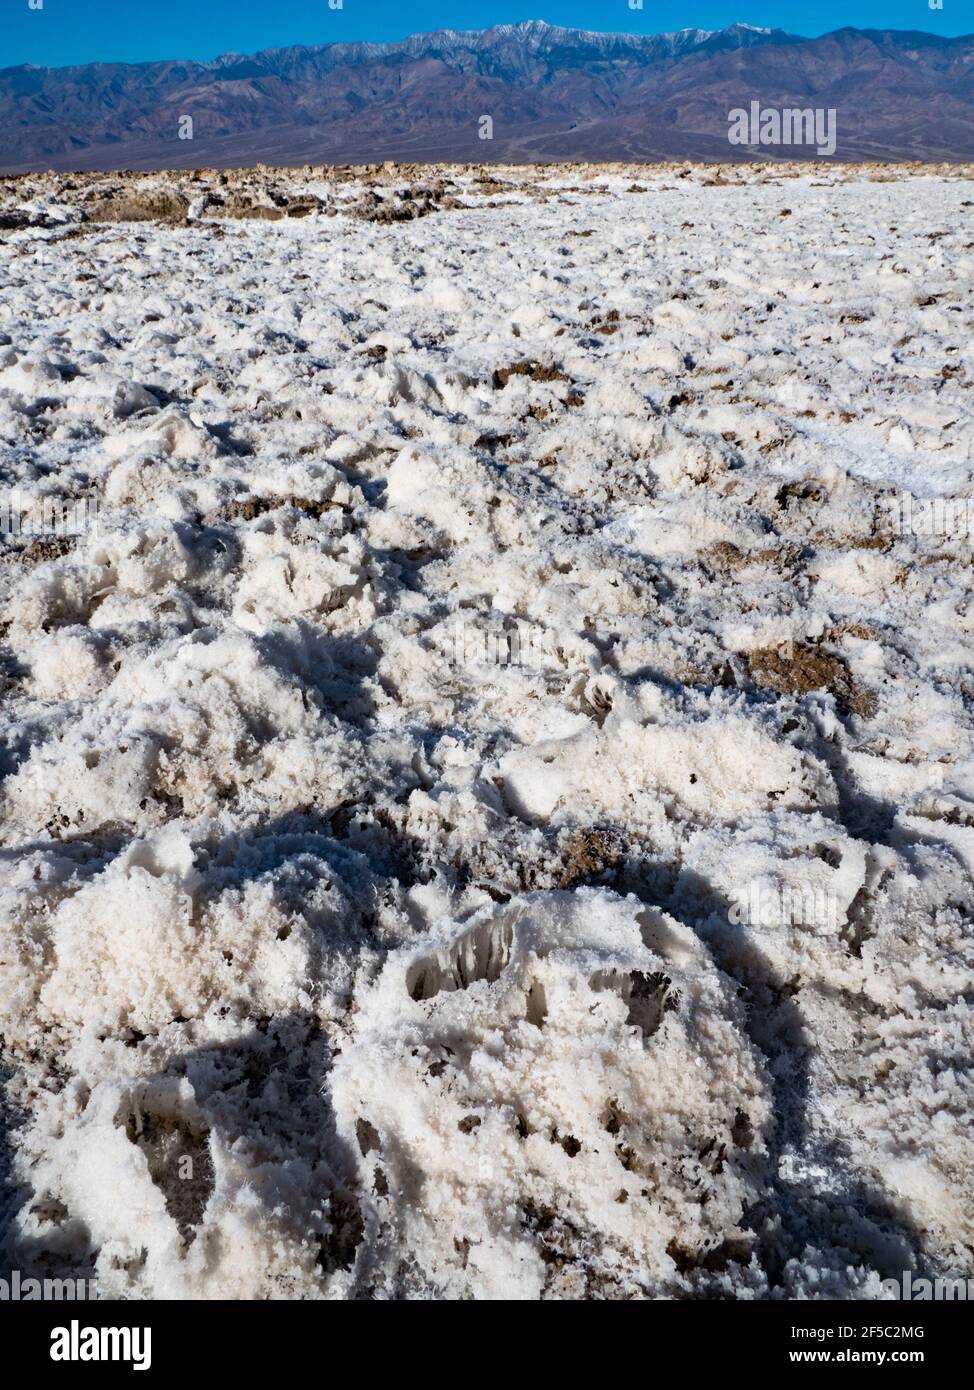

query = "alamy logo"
[728,102,837,156]
[451,619,546,669]
[50,1320,151,1371]
[0,1270,97,1301]
[0,491,99,538]
[882,1271,974,1300]
[729,877,839,935]
[883,492,973,542]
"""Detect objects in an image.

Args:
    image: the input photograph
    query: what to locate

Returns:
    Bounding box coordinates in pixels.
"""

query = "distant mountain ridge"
[1,20,972,170]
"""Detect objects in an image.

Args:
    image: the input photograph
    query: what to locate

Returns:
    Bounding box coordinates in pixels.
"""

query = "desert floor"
[0,162,972,1298]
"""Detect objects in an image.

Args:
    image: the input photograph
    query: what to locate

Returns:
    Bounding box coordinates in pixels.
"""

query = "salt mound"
[331,889,771,1298]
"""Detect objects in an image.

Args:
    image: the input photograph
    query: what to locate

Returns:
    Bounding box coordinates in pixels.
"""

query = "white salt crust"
[0,164,972,1299]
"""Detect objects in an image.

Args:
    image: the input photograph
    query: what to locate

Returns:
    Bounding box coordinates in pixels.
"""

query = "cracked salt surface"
[0,162,972,1299]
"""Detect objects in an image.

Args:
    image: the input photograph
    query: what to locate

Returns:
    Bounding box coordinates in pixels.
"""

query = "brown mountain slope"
[1,22,972,171]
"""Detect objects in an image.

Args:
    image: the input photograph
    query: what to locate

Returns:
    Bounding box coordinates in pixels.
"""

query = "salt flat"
[0,163,972,1298]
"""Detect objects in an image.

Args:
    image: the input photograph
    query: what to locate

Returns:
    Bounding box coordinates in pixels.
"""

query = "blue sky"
[1,0,967,68]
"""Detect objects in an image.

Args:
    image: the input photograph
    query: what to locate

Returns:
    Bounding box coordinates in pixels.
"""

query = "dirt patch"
[221,198,285,221]
[346,185,453,222]
[210,192,323,221]
[828,621,878,642]
[588,308,620,335]
[748,643,878,718]
[220,494,345,522]
[493,361,571,389]
[86,190,189,224]
[555,828,622,885]
[702,541,804,573]
[17,537,76,565]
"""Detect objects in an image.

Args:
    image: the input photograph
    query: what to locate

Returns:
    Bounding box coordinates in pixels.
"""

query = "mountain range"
[1,20,973,171]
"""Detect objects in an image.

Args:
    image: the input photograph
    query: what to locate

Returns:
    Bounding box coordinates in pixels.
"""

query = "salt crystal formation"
[0,163,972,1299]
[333,891,770,1299]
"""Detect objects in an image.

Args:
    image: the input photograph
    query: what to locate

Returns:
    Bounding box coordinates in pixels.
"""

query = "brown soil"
[748,643,878,718]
